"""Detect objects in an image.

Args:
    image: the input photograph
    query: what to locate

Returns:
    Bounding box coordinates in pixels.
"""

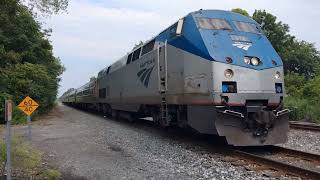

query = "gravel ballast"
[17,104,283,180]
[12,104,320,179]
[279,129,320,155]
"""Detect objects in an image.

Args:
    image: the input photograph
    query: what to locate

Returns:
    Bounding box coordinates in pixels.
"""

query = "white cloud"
[47,0,173,61]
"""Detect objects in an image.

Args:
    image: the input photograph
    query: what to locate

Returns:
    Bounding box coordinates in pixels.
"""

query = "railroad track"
[226,146,320,179]
[290,121,320,132]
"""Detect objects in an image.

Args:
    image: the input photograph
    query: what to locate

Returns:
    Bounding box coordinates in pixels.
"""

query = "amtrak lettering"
[137,58,155,87]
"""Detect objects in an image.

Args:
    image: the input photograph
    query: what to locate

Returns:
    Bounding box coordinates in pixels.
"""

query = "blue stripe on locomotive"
[155,10,283,70]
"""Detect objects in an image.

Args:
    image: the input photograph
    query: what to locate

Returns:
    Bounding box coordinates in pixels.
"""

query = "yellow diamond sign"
[18,96,39,116]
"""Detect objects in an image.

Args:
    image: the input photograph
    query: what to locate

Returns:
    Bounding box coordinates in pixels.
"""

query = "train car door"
[157,41,168,93]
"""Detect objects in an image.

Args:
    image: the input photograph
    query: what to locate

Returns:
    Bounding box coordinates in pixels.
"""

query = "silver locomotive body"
[62,10,289,146]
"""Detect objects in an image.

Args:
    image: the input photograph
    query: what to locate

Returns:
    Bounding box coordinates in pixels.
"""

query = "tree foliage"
[231,8,320,122]
[231,8,249,17]
[252,10,320,78]
[0,0,64,123]
[23,0,68,15]
[285,72,320,123]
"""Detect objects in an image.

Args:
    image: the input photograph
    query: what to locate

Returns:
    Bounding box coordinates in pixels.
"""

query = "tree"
[23,0,68,15]
[253,10,320,78]
[253,10,292,53]
[0,0,64,123]
[0,0,68,17]
[231,8,249,17]
[284,72,306,97]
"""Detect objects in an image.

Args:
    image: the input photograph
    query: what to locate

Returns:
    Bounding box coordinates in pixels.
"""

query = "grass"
[41,169,62,180]
[285,96,320,124]
[0,136,61,179]
[0,136,41,176]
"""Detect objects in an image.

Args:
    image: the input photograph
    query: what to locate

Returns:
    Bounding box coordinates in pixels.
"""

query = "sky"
[44,0,320,96]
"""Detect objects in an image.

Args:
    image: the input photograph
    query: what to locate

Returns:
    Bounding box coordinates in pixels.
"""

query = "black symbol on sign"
[24,106,33,112]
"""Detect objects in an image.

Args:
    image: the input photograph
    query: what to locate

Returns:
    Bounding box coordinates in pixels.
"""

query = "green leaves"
[231,8,250,17]
[0,0,64,123]
[284,72,306,97]
[252,10,320,79]
[284,73,320,122]
[26,0,68,16]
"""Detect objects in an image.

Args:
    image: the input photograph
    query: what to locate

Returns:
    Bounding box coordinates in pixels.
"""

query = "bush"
[284,73,320,123]
[284,72,306,97]
[285,97,318,122]
[41,169,62,180]
[0,137,42,175]
[0,136,62,178]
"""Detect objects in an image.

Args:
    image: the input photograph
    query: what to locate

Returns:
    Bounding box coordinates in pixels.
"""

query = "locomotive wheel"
[152,111,160,126]
[112,109,119,120]
[102,104,112,117]
[152,111,169,129]
[127,112,136,123]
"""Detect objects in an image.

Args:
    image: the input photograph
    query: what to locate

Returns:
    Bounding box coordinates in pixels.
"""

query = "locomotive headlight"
[251,57,260,66]
[244,57,251,64]
[275,71,281,79]
[224,69,234,79]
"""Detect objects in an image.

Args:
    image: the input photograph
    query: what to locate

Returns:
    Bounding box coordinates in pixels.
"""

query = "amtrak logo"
[232,41,252,51]
[137,65,154,87]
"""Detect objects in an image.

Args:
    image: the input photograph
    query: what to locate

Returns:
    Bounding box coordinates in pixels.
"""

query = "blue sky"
[45,0,320,96]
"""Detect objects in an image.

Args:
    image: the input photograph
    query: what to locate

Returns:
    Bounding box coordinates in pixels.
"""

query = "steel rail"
[233,147,320,180]
[290,122,320,132]
[271,145,320,163]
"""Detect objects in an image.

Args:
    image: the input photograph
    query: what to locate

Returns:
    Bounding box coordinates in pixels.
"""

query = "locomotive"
[61,9,290,146]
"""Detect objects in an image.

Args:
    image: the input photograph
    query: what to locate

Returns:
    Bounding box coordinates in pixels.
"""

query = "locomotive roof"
[94,9,281,84]
[190,9,257,24]
[97,9,261,78]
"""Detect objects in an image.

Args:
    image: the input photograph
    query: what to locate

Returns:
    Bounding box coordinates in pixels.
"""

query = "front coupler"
[215,108,290,146]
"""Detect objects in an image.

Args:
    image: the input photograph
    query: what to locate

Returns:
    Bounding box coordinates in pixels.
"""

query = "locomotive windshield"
[197,18,232,30]
[233,21,261,34]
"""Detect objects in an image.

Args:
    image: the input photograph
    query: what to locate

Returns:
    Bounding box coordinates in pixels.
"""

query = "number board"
[18,96,39,116]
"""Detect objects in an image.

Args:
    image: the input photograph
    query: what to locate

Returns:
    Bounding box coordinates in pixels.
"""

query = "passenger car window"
[197,18,232,30]
[233,21,260,34]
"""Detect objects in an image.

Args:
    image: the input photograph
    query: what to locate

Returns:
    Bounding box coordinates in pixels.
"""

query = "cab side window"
[141,40,155,56]
[126,53,132,64]
[132,48,141,61]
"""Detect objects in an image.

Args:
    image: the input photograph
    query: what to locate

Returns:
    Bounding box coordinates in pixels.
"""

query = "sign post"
[17,96,39,141]
[4,100,13,180]
[27,116,31,141]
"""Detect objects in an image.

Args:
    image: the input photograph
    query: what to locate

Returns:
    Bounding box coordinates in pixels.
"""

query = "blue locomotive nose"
[195,19,282,70]
[162,10,283,70]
